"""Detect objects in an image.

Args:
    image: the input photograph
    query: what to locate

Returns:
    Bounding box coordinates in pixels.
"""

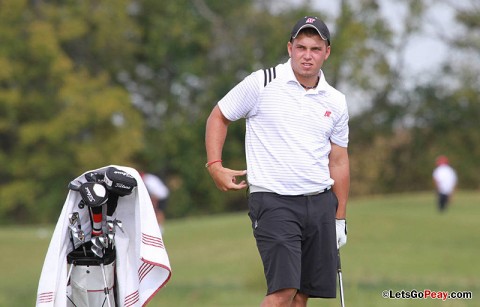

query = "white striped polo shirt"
[218,59,349,195]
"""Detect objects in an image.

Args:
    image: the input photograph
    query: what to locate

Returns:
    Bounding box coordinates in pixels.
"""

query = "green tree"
[345,0,431,195]
[3,0,475,222]
[348,0,480,194]
[0,0,143,223]
[131,0,418,215]
[131,0,309,217]
[405,0,480,191]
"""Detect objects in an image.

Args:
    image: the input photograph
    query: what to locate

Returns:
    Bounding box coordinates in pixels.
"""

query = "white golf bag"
[66,246,116,307]
[65,166,136,307]
[36,165,172,307]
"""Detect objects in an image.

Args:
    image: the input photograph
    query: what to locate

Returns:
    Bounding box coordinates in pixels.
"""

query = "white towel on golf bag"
[36,165,172,307]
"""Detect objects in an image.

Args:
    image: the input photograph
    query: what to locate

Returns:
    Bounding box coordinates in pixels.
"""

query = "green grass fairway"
[1,191,479,306]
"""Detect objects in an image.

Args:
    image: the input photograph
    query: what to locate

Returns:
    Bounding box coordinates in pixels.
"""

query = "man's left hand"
[336,219,347,248]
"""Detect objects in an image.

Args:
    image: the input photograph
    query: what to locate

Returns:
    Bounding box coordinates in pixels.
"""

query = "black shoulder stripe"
[263,69,268,87]
[263,67,277,87]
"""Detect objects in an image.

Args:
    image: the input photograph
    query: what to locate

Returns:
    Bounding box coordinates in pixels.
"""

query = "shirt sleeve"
[217,71,262,121]
[330,98,349,148]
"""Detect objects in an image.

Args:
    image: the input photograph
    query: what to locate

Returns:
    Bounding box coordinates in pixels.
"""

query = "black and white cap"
[290,16,330,45]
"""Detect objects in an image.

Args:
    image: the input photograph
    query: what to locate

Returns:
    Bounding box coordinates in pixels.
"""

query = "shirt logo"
[324,111,332,117]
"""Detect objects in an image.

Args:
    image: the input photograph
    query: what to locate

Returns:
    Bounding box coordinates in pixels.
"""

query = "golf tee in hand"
[336,219,347,248]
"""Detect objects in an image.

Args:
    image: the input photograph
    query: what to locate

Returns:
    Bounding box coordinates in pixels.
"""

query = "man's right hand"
[207,163,247,191]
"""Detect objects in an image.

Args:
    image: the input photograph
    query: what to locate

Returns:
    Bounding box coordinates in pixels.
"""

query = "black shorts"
[248,190,338,298]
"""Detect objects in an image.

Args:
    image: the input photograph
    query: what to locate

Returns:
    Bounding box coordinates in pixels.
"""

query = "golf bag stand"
[66,243,116,307]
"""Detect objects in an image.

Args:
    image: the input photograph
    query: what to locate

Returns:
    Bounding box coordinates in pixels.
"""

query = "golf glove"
[336,219,347,249]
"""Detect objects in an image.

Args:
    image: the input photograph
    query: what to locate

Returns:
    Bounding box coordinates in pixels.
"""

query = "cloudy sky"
[273,0,470,114]
[282,0,463,77]
[331,1,455,73]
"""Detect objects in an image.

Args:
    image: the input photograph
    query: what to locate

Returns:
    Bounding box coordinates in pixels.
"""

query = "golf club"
[115,220,124,233]
[337,250,345,307]
[91,236,105,258]
[106,220,116,249]
[68,212,79,225]
[100,263,112,307]
[67,213,78,250]
[66,261,74,287]
[76,223,87,256]
[68,180,81,191]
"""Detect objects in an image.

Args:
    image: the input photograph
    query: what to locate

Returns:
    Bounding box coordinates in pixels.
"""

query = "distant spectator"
[432,155,457,212]
[141,172,169,232]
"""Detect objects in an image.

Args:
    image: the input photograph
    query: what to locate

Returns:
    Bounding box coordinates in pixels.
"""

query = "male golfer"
[205,16,349,306]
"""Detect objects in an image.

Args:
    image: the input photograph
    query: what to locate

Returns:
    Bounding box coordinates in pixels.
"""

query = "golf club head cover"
[79,182,108,236]
[103,167,137,196]
[106,194,120,217]
[84,171,105,183]
[79,182,108,208]
[68,180,82,191]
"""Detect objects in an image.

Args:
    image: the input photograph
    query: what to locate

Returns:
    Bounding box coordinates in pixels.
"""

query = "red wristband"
[205,159,222,168]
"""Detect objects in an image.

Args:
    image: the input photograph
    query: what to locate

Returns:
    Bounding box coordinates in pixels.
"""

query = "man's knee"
[261,288,297,306]
[292,292,308,307]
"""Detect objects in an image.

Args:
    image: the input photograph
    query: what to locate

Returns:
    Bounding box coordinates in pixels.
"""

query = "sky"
[318,1,456,76]
[282,0,463,78]
[276,0,467,114]
[270,0,475,115]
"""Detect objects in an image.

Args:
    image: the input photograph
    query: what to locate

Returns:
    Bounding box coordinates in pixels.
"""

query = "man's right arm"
[205,105,247,191]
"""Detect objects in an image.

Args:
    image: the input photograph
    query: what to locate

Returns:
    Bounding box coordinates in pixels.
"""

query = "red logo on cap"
[306,18,316,24]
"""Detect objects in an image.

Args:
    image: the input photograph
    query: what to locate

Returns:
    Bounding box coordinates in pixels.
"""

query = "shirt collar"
[285,59,328,93]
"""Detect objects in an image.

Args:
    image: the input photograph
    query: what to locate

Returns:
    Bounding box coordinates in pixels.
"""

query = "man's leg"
[248,193,305,306]
[260,288,300,307]
[438,193,448,212]
[292,292,309,307]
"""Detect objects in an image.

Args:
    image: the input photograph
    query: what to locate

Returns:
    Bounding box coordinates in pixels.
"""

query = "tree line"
[0,0,478,223]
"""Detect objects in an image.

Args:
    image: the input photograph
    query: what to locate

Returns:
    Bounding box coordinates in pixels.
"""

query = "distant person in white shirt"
[141,173,169,231]
[432,155,457,212]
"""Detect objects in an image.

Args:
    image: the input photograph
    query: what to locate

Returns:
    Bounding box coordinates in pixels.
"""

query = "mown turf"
[1,191,478,306]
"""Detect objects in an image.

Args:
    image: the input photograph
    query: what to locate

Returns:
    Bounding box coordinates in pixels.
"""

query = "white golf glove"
[336,219,347,249]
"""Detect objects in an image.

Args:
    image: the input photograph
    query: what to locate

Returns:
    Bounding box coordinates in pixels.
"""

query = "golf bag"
[66,245,116,307]
[37,165,172,307]
[65,166,136,307]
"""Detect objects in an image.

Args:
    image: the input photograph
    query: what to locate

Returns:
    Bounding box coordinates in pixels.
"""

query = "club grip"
[337,250,342,271]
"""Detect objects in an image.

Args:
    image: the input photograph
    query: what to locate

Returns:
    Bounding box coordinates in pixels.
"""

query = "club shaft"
[100,263,112,307]
[338,270,345,307]
[337,250,345,307]
[66,263,74,284]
